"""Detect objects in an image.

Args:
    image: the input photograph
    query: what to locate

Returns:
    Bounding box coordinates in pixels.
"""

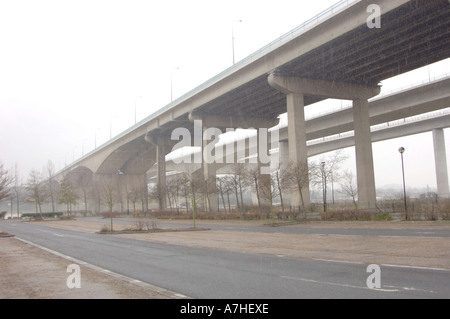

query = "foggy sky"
[0,0,449,190]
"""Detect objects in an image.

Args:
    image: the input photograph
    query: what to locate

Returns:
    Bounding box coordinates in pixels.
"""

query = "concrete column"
[433,129,450,198]
[156,143,167,210]
[286,93,310,209]
[353,98,377,209]
[268,73,380,210]
[142,173,149,214]
[279,140,289,170]
[145,132,168,211]
[258,128,272,208]
[203,125,218,213]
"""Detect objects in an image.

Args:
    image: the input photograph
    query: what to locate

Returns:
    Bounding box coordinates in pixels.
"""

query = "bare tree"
[166,175,186,212]
[248,167,263,218]
[258,172,279,221]
[75,170,93,216]
[129,176,146,214]
[98,175,118,231]
[216,175,234,214]
[216,176,228,215]
[114,174,125,213]
[58,177,78,215]
[340,170,358,209]
[12,163,23,218]
[44,160,57,212]
[181,171,203,228]
[230,163,251,216]
[288,160,313,210]
[273,167,290,215]
[26,169,45,217]
[311,151,348,215]
[0,162,12,203]
[227,173,241,212]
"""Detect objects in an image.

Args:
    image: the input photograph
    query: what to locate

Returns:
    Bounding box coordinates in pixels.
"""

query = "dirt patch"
[0,237,179,299]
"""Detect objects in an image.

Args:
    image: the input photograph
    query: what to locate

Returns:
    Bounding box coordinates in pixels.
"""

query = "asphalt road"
[80,217,450,238]
[1,220,450,299]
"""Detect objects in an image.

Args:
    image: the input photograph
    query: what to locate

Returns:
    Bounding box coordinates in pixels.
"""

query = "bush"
[320,210,390,221]
[372,212,392,221]
[99,224,110,233]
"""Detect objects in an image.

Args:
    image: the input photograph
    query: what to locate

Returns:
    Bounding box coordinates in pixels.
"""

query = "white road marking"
[280,275,400,292]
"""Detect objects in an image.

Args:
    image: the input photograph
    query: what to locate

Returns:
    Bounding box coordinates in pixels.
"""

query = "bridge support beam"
[257,128,272,209]
[433,128,450,198]
[202,123,219,213]
[269,73,380,210]
[286,93,310,209]
[353,98,377,209]
[145,133,168,211]
[156,143,167,210]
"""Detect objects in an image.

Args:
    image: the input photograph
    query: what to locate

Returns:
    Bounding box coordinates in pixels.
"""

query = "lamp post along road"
[232,20,243,65]
[399,147,408,219]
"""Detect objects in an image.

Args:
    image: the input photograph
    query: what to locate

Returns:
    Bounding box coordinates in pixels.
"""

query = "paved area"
[1,218,450,298]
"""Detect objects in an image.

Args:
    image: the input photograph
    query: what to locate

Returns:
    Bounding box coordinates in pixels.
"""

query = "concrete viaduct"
[151,107,450,196]
[55,0,450,213]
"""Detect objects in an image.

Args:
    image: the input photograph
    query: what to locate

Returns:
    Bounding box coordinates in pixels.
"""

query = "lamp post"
[82,138,88,156]
[95,128,101,149]
[171,68,180,102]
[398,147,408,219]
[232,20,243,64]
[110,115,117,140]
[8,199,13,219]
[321,161,327,214]
[134,96,142,124]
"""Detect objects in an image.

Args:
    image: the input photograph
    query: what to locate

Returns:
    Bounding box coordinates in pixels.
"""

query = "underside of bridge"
[188,0,450,121]
[61,0,450,213]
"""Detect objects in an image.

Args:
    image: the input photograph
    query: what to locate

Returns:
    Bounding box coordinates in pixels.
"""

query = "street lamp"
[95,128,101,149]
[82,138,88,156]
[398,147,408,219]
[321,161,327,214]
[8,199,13,219]
[134,96,142,124]
[232,20,243,64]
[171,68,180,102]
[110,115,117,139]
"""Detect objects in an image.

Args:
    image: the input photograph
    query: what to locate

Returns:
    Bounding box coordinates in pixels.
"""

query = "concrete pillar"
[279,140,289,170]
[142,172,149,214]
[203,125,218,213]
[286,93,310,209]
[433,128,450,198]
[268,73,380,210]
[145,132,168,211]
[353,98,377,209]
[156,143,167,210]
[258,128,272,208]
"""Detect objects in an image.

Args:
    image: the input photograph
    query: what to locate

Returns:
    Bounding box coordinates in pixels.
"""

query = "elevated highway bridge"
[56,0,450,212]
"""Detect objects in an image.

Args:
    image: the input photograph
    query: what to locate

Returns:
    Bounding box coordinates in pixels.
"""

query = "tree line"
[0,150,360,220]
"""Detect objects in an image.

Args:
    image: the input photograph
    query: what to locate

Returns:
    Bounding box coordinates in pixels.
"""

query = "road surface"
[1,220,449,299]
